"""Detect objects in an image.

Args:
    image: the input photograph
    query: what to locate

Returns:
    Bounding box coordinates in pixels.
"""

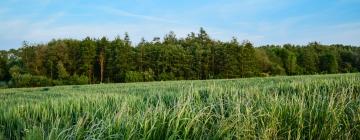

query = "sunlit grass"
[1,73,359,139]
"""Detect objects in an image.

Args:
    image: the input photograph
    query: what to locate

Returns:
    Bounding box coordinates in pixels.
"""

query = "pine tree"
[79,37,96,83]
[280,49,297,75]
[0,51,8,81]
[298,46,318,74]
[57,61,69,79]
[320,52,338,74]
[239,41,258,77]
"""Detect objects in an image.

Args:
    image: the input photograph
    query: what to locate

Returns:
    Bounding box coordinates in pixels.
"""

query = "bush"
[52,80,64,86]
[11,74,31,87]
[8,73,89,88]
[158,72,175,81]
[0,81,7,88]
[30,75,53,87]
[143,69,155,82]
[258,72,270,77]
[69,74,89,85]
[270,64,286,75]
[125,71,143,82]
[10,74,53,88]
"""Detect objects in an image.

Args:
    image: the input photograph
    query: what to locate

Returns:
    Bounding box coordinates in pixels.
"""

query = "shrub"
[143,69,155,82]
[69,74,89,85]
[10,74,53,87]
[125,71,144,82]
[158,72,175,81]
[11,74,31,87]
[0,81,7,88]
[29,75,53,87]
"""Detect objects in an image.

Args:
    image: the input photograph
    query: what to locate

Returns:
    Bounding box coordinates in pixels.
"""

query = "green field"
[1,74,359,139]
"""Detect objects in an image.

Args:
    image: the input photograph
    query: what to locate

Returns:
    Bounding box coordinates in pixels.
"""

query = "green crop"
[1,73,359,139]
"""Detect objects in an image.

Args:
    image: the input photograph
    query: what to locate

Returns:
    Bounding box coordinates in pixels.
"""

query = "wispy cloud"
[0,17,198,48]
[95,6,179,24]
[0,0,359,50]
[32,11,66,27]
[297,22,360,45]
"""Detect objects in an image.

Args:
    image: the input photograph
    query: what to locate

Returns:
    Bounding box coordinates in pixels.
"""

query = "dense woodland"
[0,28,360,88]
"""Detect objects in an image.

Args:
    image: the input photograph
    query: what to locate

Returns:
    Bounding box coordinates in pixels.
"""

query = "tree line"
[0,28,359,88]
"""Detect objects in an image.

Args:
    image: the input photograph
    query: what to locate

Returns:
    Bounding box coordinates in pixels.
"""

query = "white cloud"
[95,6,179,24]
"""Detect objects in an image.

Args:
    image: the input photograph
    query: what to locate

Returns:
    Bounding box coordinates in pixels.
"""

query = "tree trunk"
[99,53,104,83]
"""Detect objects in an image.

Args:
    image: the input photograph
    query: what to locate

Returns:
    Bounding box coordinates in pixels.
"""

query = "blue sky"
[0,0,360,50]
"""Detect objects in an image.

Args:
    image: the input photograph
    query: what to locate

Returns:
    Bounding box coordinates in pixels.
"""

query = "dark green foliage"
[10,74,52,88]
[9,65,22,78]
[339,51,357,72]
[298,45,319,74]
[56,61,69,79]
[143,69,155,82]
[110,36,134,82]
[125,71,144,82]
[68,74,89,85]
[79,37,97,83]
[279,48,297,75]
[0,28,359,88]
[158,72,175,81]
[320,52,338,73]
[0,51,8,81]
[239,42,258,77]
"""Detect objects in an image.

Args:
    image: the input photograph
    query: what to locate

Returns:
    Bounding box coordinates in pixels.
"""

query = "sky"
[0,0,360,50]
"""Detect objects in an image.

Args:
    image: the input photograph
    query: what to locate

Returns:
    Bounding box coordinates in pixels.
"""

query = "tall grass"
[0,73,359,139]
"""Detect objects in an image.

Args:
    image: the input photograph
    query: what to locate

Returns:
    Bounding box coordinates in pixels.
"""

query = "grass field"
[0,74,359,139]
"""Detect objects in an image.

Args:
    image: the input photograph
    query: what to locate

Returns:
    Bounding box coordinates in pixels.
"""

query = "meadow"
[0,73,359,139]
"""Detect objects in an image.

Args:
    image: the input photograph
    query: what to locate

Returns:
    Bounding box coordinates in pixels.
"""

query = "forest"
[0,28,359,88]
